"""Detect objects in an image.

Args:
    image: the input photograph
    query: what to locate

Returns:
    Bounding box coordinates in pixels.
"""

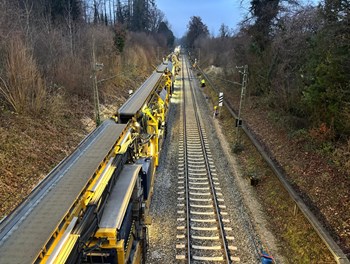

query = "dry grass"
[333,138,350,174]
[55,55,91,98]
[0,105,87,218]
[237,131,335,263]
[0,28,162,219]
[202,76,336,263]
[0,37,47,115]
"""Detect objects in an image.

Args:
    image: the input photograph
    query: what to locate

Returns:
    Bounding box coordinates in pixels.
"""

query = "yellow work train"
[0,58,174,264]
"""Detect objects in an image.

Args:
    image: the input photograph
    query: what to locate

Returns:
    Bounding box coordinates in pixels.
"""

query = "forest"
[184,0,349,169]
[0,0,174,117]
[1,0,348,142]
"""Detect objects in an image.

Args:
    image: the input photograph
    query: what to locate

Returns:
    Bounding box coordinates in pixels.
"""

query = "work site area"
[0,1,349,263]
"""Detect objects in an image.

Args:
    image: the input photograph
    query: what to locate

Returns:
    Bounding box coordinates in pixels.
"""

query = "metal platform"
[0,119,127,264]
[156,61,172,73]
[118,71,163,122]
[98,164,141,231]
[118,61,171,123]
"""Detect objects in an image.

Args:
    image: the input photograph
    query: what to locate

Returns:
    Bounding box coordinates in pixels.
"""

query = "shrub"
[0,37,47,115]
[114,23,127,53]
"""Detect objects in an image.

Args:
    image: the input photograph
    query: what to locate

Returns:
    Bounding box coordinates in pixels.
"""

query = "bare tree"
[219,23,231,38]
[22,0,33,45]
[65,0,74,56]
[149,7,164,32]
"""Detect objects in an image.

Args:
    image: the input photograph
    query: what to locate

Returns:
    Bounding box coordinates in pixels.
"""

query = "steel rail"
[184,56,231,263]
[181,56,192,264]
[197,65,350,264]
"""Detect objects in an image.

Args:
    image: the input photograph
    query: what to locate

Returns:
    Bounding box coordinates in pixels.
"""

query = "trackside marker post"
[217,92,224,116]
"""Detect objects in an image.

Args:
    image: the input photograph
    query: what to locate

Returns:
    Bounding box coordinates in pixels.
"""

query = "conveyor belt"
[118,72,163,121]
[0,120,127,264]
[156,61,171,73]
[118,61,172,123]
[98,164,141,231]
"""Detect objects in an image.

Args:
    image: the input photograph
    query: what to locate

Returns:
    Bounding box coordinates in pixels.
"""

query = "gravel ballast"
[147,62,283,263]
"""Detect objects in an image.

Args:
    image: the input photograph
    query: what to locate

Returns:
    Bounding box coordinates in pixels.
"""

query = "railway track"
[175,56,240,263]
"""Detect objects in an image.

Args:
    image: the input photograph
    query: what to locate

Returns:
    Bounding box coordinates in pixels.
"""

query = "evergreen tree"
[249,0,280,51]
[219,23,230,38]
[116,0,125,24]
[185,16,209,48]
[49,0,81,22]
[114,23,126,53]
[302,0,350,136]
[157,21,175,47]
[116,0,161,32]
[93,0,99,24]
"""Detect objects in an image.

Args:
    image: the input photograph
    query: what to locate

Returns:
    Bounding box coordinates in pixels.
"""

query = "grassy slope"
[0,63,151,219]
[0,99,89,218]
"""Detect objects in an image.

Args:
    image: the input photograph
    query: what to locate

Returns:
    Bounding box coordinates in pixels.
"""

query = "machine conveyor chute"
[95,164,142,241]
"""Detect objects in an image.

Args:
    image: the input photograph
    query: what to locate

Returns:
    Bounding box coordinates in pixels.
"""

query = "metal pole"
[235,65,248,150]
[94,73,101,125]
[198,48,200,65]
[92,38,101,126]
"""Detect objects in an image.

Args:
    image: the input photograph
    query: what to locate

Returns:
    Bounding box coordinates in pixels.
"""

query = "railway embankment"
[0,101,88,218]
[200,69,350,262]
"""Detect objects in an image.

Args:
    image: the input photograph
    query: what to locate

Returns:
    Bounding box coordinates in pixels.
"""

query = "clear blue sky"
[156,0,320,38]
[156,0,246,38]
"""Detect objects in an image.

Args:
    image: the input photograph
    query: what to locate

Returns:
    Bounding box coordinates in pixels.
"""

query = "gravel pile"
[147,65,277,263]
